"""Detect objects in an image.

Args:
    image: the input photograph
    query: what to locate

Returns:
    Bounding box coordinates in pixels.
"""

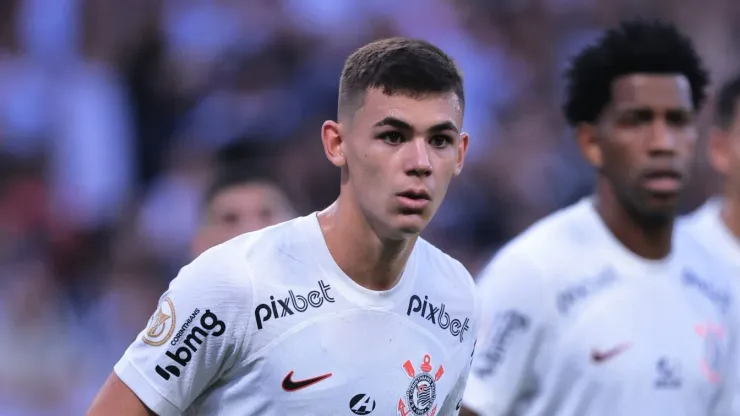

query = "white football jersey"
[679,198,740,414]
[463,198,737,416]
[680,198,740,270]
[114,213,479,416]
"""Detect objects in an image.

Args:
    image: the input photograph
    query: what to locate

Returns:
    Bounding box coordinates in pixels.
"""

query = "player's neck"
[595,183,673,260]
[720,195,740,239]
[317,199,417,291]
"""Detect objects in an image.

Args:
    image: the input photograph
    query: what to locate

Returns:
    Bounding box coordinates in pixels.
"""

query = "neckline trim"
[299,213,419,308]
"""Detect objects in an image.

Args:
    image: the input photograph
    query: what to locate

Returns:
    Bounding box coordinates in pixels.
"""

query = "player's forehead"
[610,73,693,111]
[354,88,463,131]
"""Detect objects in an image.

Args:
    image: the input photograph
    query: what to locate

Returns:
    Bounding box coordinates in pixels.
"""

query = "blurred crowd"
[0,0,739,414]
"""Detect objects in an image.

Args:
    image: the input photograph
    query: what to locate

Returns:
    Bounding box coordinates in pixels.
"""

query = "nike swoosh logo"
[282,370,332,392]
[591,343,632,363]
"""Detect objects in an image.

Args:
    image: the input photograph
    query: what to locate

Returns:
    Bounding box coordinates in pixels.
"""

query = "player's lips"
[396,189,431,211]
[641,168,683,194]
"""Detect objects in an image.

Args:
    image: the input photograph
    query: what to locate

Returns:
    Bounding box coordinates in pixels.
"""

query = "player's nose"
[404,138,432,177]
[647,118,677,155]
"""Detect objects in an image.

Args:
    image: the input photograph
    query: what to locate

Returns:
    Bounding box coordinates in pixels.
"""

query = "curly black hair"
[563,19,709,127]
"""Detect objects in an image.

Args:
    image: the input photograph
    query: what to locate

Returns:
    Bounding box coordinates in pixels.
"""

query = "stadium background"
[0,0,734,414]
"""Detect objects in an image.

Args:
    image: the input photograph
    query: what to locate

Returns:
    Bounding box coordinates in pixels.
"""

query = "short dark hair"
[563,19,709,126]
[715,74,740,129]
[338,37,464,117]
[203,166,274,206]
[204,141,282,205]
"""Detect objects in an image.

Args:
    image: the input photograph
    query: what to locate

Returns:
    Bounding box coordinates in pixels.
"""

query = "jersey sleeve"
[462,248,550,416]
[113,244,253,415]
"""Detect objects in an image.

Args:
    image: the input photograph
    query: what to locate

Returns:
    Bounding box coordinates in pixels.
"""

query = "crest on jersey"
[397,354,444,416]
[143,297,176,346]
[695,322,725,384]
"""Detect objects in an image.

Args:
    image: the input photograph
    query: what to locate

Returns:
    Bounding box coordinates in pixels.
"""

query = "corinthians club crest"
[398,354,444,416]
[695,322,726,384]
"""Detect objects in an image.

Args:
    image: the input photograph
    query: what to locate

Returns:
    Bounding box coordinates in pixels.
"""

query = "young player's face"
[597,74,697,219]
[709,107,740,196]
[340,89,468,237]
[192,182,294,256]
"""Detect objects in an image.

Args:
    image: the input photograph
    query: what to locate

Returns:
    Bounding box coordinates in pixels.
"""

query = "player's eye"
[666,110,692,126]
[429,135,453,148]
[379,131,405,145]
[618,109,653,126]
[222,213,240,225]
[259,208,274,221]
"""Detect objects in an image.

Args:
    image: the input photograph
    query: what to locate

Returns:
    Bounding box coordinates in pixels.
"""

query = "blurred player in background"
[88,37,478,415]
[461,19,737,416]
[680,74,740,271]
[191,143,296,257]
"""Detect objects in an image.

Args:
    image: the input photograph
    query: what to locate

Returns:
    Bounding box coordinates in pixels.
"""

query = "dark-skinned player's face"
[322,88,468,238]
[581,74,697,219]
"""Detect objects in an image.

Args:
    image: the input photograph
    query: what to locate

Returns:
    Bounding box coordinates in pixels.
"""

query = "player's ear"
[708,126,732,176]
[453,132,469,176]
[576,123,603,169]
[321,120,347,168]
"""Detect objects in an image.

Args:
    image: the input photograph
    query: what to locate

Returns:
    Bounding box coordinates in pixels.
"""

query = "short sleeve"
[114,244,253,415]
[462,248,550,416]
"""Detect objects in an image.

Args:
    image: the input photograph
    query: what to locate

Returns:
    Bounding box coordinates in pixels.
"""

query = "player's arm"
[87,244,253,416]
[461,248,550,416]
[87,372,156,416]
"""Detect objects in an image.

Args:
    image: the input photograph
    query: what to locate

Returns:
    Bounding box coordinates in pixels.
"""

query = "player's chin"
[390,210,431,236]
[636,191,681,220]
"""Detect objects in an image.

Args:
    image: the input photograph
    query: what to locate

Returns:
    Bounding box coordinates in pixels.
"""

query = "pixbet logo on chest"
[254,280,335,330]
[407,294,470,342]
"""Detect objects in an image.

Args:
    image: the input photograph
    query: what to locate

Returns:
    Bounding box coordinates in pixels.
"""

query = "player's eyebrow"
[428,121,459,134]
[373,116,459,133]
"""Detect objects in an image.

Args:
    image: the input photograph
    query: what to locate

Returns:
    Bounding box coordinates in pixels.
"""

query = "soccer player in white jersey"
[680,74,740,271]
[87,37,478,416]
[461,20,737,416]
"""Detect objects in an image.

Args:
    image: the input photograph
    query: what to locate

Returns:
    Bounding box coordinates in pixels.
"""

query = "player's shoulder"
[676,198,719,244]
[225,214,317,269]
[415,237,475,297]
[227,214,310,257]
[182,216,313,294]
[673,200,737,315]
[675,198,732,270]
[413,238,479,342]
[490,198,599,270]
[174,231,253,296]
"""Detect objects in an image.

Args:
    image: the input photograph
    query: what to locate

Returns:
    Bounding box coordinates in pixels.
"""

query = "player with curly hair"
[461,19,737,416]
